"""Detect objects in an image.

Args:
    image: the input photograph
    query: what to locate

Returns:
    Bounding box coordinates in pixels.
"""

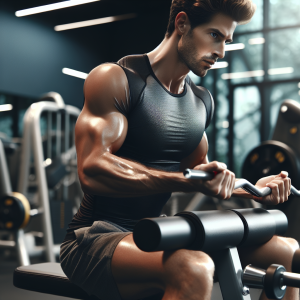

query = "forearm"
[81,152,197,197]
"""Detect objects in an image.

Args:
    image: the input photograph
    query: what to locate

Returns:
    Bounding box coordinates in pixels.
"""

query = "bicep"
[76,64,129,175]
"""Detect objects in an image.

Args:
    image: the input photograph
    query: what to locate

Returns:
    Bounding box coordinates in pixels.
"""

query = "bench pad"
[13,262,98,299]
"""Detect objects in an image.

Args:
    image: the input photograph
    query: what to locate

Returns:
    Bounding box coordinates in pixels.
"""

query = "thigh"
[238,235,299,271]
[111,234,165,300]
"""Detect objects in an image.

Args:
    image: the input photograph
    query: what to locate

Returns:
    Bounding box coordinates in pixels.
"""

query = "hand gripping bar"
[183,169,300,197]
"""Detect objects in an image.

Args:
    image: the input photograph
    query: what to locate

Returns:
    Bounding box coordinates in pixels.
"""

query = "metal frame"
[17,100,80,263]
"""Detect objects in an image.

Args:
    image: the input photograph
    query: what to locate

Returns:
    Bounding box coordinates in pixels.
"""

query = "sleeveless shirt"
[66,54,214,233]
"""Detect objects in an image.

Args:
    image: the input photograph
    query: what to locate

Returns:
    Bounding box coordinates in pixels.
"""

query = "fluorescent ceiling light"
[15,0,99,17]
[268,67,294,75]
[221,70,264,80]
[211,62,228,69]
[225,43,245,51]
[298,82,300,88]
[62,68,88,79]
[55,13,137,31]
[0,104,13,112]
[248,37,265,45]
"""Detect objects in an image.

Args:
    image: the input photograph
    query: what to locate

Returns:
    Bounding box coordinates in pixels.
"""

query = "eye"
[210,32,218,39]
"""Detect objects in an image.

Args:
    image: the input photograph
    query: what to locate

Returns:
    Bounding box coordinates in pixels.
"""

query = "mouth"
[203,60,215,67]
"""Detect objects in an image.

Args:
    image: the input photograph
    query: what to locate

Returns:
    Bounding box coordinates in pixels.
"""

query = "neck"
[147,34,190,94]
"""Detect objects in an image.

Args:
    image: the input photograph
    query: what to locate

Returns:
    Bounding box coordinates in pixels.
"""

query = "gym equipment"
[272,100,300,158]
[243,264,300,300]
[0,92,81,265]
[133,208,299,300]
[16,93,80,263]
[242,140,300,190]
[0,192,36,231]
[184,169,300,197]
[132,170,300,300]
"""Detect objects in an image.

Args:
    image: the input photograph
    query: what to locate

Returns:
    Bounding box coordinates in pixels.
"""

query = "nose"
[213,43,225,60]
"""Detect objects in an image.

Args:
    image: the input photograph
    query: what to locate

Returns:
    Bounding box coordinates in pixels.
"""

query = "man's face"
[177,13,237,77]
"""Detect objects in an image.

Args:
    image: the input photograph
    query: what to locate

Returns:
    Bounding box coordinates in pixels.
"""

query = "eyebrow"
[208,28,233,43]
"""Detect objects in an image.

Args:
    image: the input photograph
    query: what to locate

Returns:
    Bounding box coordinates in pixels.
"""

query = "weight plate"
[264,264,286,300]
[0,193,30,230]
[242,141,300,189]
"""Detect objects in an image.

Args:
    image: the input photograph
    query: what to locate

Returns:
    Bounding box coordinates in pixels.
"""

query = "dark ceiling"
[2,0,173,62]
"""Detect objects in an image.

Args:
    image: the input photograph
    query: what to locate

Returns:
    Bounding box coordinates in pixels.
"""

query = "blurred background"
[1,0,300,175]
[1,1,300,299]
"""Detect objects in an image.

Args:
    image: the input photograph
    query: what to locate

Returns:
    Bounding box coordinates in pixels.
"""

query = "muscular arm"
[77,64,204,197]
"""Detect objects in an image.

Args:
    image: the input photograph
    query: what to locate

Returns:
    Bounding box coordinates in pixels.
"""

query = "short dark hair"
[166,0,256,38]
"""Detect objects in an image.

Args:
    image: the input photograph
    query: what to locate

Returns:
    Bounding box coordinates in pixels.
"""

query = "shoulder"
[84,63,128,98]
[83,63,129,115]
[187,77,214,128]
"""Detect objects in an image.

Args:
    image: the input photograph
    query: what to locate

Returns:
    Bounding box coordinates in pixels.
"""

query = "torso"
[67,54,213,233]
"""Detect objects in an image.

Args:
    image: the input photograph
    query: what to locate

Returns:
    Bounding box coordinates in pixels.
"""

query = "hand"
[193,161,236,200]
[253,171,291,205]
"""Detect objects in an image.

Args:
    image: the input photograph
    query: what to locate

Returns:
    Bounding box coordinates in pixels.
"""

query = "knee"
[163,250,214,289]
[276,237,299,270]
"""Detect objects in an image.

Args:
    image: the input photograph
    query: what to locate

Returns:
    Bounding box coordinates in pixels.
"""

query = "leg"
[111,234,215,300]
[239,236,299,300]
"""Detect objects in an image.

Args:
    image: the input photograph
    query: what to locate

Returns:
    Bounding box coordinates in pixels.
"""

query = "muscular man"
[60,1,299,300]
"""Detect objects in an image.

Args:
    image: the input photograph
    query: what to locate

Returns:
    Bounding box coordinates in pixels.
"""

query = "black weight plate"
[242,141,300,190]
[0,195,25,230]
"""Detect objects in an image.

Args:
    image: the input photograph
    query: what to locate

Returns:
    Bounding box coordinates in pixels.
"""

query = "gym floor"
[0,252,262,300]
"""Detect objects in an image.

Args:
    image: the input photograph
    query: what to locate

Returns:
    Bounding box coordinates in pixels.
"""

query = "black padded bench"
[13,263,98,299]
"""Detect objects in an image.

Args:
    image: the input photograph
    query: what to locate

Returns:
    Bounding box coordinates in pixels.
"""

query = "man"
[60,1,299,300]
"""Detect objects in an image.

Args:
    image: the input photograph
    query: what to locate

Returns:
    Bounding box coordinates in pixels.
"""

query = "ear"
[174,12,190,36]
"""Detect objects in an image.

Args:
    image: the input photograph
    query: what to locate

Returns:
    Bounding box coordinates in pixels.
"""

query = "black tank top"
[67,54,214,233]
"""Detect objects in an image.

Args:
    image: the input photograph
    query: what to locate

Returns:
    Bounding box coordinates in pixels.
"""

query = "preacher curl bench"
[12,171,300,300]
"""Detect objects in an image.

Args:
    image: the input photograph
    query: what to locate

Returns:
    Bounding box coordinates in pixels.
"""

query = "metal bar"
[15,230,30,266]
[228,84,234,171]
[32,108,55,262]
[212,69,217,161]
[0,139,12,195]
[0,240,16,248]
[212,247,251,300]
[47,111,52,159]
[17,106,33,194]
[56,112,61,156]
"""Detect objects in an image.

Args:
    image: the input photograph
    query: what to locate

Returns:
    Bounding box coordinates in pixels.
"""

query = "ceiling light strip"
[211,62,228,69]
[16,0,99,17]
[62,68,88,79]
[225,43,245,51]
[221,70,264,80]
[0,104,13,112]
[248,37,265,45]
[55,13,137,31]
[268,67,294,75]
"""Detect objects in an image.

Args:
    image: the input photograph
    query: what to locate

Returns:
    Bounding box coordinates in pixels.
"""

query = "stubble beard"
[177,32,208,77]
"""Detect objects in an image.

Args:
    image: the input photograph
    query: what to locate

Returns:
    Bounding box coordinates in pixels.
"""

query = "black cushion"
[13,263,98,299]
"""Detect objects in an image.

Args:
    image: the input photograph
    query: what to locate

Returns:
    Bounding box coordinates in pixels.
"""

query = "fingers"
[266,177,291,204]
[198,161,227,173]
[215,169,235,200]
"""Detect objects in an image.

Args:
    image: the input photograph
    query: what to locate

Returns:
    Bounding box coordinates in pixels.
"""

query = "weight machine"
[0,92,81,265]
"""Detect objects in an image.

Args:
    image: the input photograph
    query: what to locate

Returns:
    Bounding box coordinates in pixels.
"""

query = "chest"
[125,77,207,160]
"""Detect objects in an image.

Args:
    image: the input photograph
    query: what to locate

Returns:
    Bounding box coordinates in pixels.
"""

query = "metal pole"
[212,247,251,300]
[15,230,30,266]
[0,139,12,196]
